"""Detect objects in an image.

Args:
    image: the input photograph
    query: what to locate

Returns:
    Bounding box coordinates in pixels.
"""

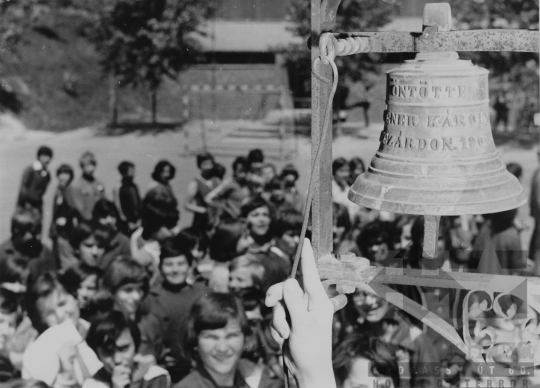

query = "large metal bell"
[349,51,526,215]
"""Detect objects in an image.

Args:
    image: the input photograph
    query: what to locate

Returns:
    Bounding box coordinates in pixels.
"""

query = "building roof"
[197,20,303,52]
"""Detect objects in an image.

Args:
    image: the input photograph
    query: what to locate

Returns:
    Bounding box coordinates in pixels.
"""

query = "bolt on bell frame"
[310,0,540,365]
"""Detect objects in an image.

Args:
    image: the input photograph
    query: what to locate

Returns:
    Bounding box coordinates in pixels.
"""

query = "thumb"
[283,279,307,327]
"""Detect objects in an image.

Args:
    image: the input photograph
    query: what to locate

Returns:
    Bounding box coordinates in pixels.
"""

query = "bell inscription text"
[380,130,492,151]
[384,110,490,128]
[389,80,486,100]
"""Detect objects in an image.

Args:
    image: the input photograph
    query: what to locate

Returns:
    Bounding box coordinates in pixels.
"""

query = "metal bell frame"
[310,0,540,366]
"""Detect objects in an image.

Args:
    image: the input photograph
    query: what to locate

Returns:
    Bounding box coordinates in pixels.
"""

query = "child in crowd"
[240,196,274,252]
[0,288,21,382]
[261,163,277,186]
[207,219,252,292]
[272,208,302,265]
[17,146,53,219]
[85,310,170,388]
[101,257,165,363]
[131,189,180,282]
[184,152,219,235]
[60,263,102,321]
[50,164,77,241]
[92,199,131,270]
[176,292,283,388]
[143,236,208,383]
[69,222,109,269]
[72,152,106,222]
[280,164,304,213]
[113,161,141,237]
[147,160,178,210]
[205,156,250,223]
[333,335,399,388]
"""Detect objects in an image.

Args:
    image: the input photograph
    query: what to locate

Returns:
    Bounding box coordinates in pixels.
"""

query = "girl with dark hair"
[101,257,165,363]
[92,199,131,270]
[332,335,399,388]
[207,219,252,292]
[84,310,170,388]
[50,163,77,241]
[24,271,85,336]
[240,196,274,252]
[229,253,288,296]
[68,222,109,269]
[347,157,365,186]
[50,164,79,274]
[147,160,178,209]
[205,157,250,223]
[22,271,91,387]
[335,286,439,388]
[332,157,359,222]
[60,263,102,321]
[184,152,219,234]
[176,293,283,388]
[131,190,180,281]
[272,209,303,263]
[280,164,304,213]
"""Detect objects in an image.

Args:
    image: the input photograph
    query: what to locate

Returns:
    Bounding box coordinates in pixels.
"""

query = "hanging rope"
[289,32,339,280]
[282,32,339,388]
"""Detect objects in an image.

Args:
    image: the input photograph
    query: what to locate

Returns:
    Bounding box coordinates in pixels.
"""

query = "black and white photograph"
[0,0,538,387]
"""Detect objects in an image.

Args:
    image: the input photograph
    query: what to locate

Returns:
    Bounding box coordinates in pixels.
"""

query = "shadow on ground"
[98,120,185,136]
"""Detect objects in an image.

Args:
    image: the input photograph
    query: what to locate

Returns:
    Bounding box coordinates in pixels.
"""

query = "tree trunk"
[151,88,157,124]
[109,73,118,127]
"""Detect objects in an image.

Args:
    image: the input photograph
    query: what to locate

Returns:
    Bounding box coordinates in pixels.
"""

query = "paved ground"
[0,118,537,250]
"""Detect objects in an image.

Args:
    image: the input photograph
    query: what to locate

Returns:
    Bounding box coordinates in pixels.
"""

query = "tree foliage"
[87,0,214,92]
[451,0,539,129]
[285,0,397,99]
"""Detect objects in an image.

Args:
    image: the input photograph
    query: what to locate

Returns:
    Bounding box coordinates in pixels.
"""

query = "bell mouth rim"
[372,150,501,164]
[347,189,527,216]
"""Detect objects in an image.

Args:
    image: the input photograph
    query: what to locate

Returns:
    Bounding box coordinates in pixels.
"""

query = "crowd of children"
[0,145,538,388]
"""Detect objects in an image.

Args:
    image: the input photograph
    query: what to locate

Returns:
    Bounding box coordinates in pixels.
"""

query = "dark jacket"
[174,361,284,388]
[17,162,51,210]
[118,179,142,223]
[50,185,79,239]
[142,280,208,383]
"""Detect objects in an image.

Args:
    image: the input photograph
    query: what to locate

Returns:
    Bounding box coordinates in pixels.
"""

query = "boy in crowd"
[280,164,304,213]
[17,146,53,219]
[184,152,218,234]
[92,199,131,270]
[205,156,250,221]
[85,311,170,388]
[0,209,55,282]
[113,161,141,237]
[142,236,208,383]
[72,151,106,222]
[50,164,79,270]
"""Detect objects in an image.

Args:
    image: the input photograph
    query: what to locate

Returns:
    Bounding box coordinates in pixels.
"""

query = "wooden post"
[311,0,340,260]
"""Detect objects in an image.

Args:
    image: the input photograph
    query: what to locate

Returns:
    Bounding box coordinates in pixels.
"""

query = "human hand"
[58,340,77,375]
[131,353,156,383]
[112,364,132,388]
[265,239,346,388]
